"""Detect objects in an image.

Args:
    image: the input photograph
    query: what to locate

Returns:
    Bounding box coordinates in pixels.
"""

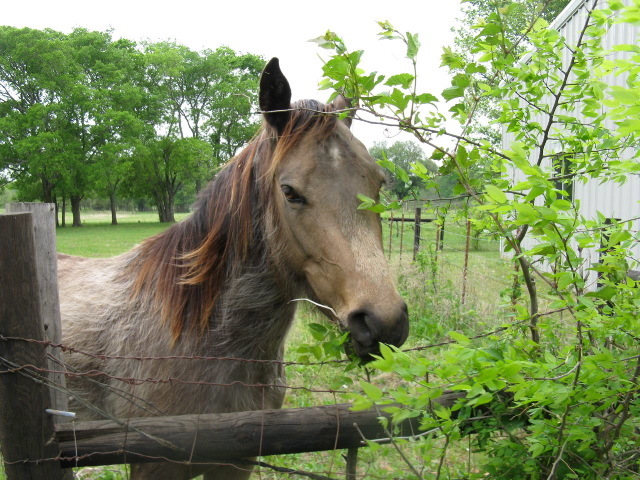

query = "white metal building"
[502,0,640,289]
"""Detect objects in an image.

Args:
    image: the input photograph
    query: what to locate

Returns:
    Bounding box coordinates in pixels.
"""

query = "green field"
[55,211,190,257]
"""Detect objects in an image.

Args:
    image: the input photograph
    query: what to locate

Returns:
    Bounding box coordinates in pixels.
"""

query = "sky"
[3,0,463,146]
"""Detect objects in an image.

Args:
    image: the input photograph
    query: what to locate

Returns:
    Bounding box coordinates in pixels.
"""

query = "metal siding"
[501,0,640,288]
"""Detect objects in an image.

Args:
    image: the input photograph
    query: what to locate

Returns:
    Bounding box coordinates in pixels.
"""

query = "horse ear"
[332,94,356,128]
[260,58,292,134]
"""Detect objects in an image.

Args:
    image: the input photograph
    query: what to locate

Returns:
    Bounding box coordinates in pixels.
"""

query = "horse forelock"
[127,99,341,342]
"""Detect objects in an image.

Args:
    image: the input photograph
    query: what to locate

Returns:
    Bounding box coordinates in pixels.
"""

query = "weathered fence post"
[438,215,445,251]
[399,211,405,263]
[413,207,422,261]
[6,203,67,414]
[0,213,64,479]
[345,447,358,480]
[6,203,72,479]
[462,219,472,305]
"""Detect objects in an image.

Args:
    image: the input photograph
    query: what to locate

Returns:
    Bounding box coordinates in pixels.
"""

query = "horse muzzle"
[346,301,409,360]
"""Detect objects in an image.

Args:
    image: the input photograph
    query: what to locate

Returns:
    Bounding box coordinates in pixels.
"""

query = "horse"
[58,58,409,480]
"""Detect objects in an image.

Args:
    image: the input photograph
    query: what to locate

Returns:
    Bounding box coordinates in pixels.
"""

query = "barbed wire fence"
[1,203,538,480]
[6,203,638,479]
[0,327,524,480]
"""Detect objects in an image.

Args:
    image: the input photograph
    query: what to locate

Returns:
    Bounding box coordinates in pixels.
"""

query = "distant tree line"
[0,26,264,224]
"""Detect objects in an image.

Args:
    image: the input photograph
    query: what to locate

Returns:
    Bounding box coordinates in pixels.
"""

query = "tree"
[0,29,261,223]
[131,43,262,219]
[369,140,437,198]
[315,0,640,477]
[0,27,78,209]
[133,137,212,222]
[87,40,149,225]
[448,0,572,144]
[0,27,152,226]
[142,43,262,191]
[60,29,149,226]
[202,48,263,171]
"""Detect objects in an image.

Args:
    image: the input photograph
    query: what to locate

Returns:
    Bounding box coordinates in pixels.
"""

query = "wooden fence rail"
[55,394,462,468]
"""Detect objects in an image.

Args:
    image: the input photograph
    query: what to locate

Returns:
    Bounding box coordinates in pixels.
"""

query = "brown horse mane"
[127,99,340,341]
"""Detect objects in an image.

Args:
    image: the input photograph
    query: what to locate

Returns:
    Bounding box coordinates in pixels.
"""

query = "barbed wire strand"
[1,315,525,367]
[46,351,168,417]
[0,355,187,454]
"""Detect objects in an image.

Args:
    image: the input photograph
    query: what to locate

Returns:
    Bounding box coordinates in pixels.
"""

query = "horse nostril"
[347,309,379,347]
[347,303,409,358]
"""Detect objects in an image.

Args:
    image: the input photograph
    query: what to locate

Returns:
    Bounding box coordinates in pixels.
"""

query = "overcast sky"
[4,0,463,146]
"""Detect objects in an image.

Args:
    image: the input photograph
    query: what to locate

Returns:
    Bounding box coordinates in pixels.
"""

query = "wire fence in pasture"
[8,203,627,480]
[0,204,522,479]
[0,315,528,480]
[382,210,514,313]
[383,208,640,310]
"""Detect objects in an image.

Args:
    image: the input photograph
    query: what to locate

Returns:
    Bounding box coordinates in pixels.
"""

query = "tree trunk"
[61,196,66,227]
[109,192,118,225]
[165,192,175,222]
[155,191,175,223]
[156,195,166,223]
[70,195,82,227]
[41,177,55,204]
[54,196,60,227]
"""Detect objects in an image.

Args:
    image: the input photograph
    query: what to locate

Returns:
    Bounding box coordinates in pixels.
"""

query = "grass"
[56,211,189,257]
[3,209,517,479]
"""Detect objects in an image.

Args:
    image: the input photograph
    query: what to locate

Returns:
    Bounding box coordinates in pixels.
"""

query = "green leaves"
[356,194,400,214]
[356,194,387,213]
[312,6,640,477]
[385,73,415,89]
[484,185,507,204]
[406,32,420,60]
[442,86,465,101]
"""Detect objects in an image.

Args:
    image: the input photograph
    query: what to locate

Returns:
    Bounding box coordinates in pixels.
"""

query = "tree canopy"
[449,0,572,144]
[0,26,263,224]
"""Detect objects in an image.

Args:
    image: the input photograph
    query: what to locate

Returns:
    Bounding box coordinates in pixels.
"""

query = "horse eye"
[281,185,305,204]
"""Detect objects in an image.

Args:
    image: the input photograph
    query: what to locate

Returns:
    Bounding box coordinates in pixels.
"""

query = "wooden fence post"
[6,203,68,414]
[399,211,405,263]
[345,447,358,480]
[413,207,422,261]
[0,213,64,479]
[462,219,472,305]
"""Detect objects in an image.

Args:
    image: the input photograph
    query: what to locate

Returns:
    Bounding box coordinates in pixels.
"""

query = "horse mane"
[127,99,340,341]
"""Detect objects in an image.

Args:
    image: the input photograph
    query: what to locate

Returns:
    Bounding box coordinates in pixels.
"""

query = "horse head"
[261,58,409,359]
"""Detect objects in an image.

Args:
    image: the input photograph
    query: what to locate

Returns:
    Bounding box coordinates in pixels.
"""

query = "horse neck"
[195,240,299,360]
[181,186,301,359]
